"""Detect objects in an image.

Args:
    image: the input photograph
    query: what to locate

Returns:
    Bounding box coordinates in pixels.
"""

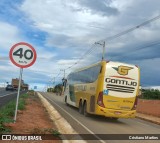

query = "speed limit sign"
[9,42,36,68]
[9,42,37,122]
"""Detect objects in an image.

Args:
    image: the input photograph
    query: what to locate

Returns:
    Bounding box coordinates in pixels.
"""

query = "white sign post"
[9,42,37,123]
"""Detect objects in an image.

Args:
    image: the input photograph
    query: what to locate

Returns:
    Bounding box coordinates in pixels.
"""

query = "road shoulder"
[136,113,160,125]
[37,92,87,142]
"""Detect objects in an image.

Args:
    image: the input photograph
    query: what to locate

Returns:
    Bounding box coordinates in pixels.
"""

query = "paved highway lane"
[0,89,26,108]
[0,88,17,97]
[0,87,5,91]
[41,92,160,143]
[0,88,7,95]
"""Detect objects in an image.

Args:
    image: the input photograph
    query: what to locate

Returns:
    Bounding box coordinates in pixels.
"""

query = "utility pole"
[60,69,66,96]
[95,41,105,60]
[102,41,105,60]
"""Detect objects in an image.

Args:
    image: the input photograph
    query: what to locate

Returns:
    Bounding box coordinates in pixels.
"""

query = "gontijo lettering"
[105,78,137,86]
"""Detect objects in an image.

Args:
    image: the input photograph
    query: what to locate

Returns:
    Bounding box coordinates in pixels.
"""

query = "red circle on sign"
[9,42,37,68]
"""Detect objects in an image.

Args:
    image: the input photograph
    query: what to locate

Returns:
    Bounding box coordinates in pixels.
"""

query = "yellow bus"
[64,60,140,119]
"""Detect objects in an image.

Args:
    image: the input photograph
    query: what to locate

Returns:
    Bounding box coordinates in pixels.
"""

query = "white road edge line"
[0,92,17,98]
[38,92,86,143]
[44,93,106,143]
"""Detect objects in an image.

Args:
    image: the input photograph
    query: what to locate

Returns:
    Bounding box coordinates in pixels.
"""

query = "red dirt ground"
[1,93,62,143]
[137,99,160,117]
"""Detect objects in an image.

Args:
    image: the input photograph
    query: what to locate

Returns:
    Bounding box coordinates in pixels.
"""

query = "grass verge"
[0,93,28,133]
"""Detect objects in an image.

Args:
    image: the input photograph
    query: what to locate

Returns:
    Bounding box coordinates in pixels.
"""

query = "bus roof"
[68,60,138,75]
[70,61,102,74]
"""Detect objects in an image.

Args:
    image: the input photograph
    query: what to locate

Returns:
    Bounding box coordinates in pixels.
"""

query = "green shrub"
[21,93,28,98]
[18,98,26,110]
[0,93,29,133]
[141,89,160,100]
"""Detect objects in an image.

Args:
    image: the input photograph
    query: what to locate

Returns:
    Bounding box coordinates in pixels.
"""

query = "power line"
[65,44,99,70]
[98,14,160,43]
[109,39,160,60]
[63,14,160,71]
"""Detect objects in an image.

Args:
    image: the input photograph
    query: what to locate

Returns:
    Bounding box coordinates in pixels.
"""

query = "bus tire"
[83,101,89,117]
[79,100,83,114]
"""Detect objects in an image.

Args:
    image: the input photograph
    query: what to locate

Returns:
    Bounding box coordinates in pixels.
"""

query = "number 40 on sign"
[9,42,37,68]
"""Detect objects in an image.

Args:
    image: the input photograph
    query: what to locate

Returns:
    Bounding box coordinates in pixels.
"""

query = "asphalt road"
[40,92,160,143]
[0,88,26,108]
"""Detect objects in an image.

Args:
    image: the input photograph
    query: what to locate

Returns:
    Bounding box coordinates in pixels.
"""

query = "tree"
[47,87,54,92]
[140,89,160,100]
[53,84,63,95]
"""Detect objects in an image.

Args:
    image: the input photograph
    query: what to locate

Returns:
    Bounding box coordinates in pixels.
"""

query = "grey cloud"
[46,34,73,48]
[71,0,119,16]
[113,0,160,27]
[106,40,160,62]
[139,60,160,87]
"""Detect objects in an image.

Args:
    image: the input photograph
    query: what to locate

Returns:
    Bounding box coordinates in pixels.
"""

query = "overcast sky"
[0,0,160,91]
